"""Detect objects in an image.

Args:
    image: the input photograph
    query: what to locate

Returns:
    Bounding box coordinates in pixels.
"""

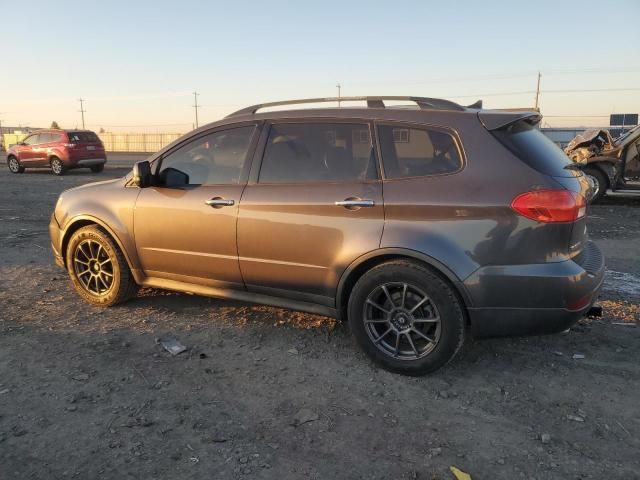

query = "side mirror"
[131,161,152,188]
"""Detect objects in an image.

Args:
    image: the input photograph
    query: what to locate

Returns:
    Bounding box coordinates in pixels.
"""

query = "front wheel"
[583,166,608,203]
[66,225,138,306]
[348,260,465,375]
[50,157,65,176]
[7,156,25,173]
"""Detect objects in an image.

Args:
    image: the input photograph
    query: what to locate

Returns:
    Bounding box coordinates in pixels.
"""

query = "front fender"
[55,178,142,279]
[583,157,619,189]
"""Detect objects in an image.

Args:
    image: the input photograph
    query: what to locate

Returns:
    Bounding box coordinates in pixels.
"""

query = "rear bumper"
[465,241,605,337]
[74,158,107,167]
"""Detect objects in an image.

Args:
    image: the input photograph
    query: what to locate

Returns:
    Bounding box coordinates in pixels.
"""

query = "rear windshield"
[67,131,100,143]
[492,121,574,177]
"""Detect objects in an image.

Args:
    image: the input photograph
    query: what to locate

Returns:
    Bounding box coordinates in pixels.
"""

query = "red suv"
[7,129,106,175]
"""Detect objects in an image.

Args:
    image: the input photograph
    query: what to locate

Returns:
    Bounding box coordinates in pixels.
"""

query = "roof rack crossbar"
[226,96,468,117]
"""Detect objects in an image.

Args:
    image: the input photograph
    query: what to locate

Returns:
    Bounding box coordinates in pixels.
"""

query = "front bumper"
[49,213,65,268]
[465,241,605,337]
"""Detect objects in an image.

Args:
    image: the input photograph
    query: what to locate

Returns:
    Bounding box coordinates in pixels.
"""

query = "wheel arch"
[583,158,618,190]
[335,248,473,322]
[61,216,139,281]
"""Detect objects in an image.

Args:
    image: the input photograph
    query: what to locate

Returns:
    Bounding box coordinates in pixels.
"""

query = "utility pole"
[193,92,200,129]
[78,98,86,128]
[336,83,341,107]
[534,72,541,110]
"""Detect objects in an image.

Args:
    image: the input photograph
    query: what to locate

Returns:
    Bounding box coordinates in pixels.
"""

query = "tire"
[90,164,105,173]
[66,225,138,306]
[7,156,25,173]
[50,156,66,176]
[348,260,465,376]
[583,166,608,203]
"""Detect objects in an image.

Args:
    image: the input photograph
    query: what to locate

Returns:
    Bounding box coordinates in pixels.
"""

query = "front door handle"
[205,197,235,208]
[335,198,376,208]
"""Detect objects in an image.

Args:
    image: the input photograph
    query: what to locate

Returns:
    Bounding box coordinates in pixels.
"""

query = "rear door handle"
[335,198,375,208]
[205,197,235,208]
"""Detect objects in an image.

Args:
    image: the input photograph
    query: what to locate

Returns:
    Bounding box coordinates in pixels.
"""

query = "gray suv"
[49,96,605,375]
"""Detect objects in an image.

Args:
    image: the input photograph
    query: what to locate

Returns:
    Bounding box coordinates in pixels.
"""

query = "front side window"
[378,124,462,179]
[158,125,255,186]
[259,123,376,183]
[23,134,40,145]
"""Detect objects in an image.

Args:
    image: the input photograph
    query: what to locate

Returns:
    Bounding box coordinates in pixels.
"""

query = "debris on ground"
[541,433,551,444]
[160,338,187,356]
[450,466,472,480]
[567,414,585,423]
[572,354,585,360]
[291,408,319,427]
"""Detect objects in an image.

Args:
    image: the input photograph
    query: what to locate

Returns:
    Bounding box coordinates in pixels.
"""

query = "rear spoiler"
[478,110,541,131]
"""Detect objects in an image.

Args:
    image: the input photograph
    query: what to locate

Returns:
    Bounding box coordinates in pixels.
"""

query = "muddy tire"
[348,260,465,376]
[50,157,66,176]
[66,225,138,306]
[584,166,608,203]
[7,156,25,173]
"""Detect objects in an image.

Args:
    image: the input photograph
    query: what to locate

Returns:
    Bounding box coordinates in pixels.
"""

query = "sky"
[1,0,639,132]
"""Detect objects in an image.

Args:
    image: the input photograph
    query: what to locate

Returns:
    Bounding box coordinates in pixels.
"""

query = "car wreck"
[564,125,640,201]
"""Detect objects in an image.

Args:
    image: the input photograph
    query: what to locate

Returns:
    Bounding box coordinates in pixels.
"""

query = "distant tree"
[50,121,60,129]
[99,127,105,133]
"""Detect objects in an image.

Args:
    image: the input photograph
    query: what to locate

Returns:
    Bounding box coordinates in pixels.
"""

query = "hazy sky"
[2,0,639,131]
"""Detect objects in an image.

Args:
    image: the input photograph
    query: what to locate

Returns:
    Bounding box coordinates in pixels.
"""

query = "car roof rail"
[226,96,470,117]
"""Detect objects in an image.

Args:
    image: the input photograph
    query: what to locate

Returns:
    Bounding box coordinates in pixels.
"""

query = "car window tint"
[41,133,54,143]
[67,132,100,143]
[158,126,255,186]
[378,124,462,179]
[259,123,376,183]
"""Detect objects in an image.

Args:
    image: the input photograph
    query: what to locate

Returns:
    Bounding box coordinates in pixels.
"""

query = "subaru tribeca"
[49,96,604,375]
[7,129,106,175]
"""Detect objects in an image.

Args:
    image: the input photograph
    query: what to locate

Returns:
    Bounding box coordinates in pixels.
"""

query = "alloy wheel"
[363,282,442,361]
[8,157,20,173]
[51,158,63,175]
[72,239,115,296]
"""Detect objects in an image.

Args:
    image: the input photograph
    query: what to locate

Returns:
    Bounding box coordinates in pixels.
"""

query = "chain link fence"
[97,132,184,152]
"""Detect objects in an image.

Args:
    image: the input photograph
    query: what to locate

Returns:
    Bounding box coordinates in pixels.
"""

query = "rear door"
[237,121,384,305]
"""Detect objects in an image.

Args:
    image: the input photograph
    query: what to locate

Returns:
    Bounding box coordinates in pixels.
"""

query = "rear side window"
[491,121,574,177]
[67,131,100,143]
[377,124,462,179]
[259,123,377,183]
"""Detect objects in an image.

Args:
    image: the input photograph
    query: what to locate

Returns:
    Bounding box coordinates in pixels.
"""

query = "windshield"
[614,124,640,147]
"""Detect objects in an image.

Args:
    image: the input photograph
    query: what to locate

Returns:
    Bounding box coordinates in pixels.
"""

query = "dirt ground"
[0,156,639,480]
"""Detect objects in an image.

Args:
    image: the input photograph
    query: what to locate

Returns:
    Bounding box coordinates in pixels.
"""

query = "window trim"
[250,118,381,186]
[153,122,262,187]
[374,120,466,181]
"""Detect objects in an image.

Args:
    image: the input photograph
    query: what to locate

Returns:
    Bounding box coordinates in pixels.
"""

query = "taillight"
[511,190,586,223]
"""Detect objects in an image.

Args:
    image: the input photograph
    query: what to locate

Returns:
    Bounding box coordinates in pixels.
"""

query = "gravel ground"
[0,157,638,480]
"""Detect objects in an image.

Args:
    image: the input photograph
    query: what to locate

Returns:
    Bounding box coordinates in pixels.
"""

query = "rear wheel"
[50,156,65,176]
[583,166,608,203]
[66,225,138,306]
[348,260,465,375]
[7,156,24,173]
[90,164,104,173]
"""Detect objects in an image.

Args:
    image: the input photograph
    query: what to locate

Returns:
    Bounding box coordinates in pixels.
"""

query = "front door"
[237,121,384,305]
[16,134,40,165]
[134,124,259,288]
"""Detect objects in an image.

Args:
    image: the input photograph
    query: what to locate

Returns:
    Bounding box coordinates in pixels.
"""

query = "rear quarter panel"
[380,114,574,282]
